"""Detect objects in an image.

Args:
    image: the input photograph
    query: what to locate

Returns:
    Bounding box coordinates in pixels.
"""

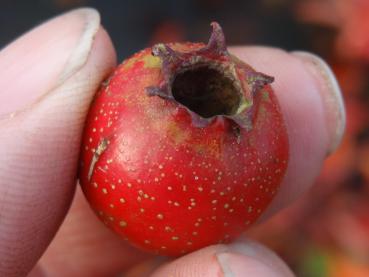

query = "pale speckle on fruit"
[165,226,173,232]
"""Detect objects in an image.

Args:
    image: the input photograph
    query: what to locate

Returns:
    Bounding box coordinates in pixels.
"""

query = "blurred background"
[1,0,368,276]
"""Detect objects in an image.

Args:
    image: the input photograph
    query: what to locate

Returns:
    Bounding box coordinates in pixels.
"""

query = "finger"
[128,47,345,275]
[229,47,345,218]
[36,187,151,277]
[150,238,294,276]
[0,8,116,277]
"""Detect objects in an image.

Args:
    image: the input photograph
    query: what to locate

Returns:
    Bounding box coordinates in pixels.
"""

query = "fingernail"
[217,252,280,277]
[0,8,100,117]
[291,51,346,155]
[216,239,294,277]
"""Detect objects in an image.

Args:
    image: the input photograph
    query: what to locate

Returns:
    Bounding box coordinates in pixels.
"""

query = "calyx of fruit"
[146,22,274,129]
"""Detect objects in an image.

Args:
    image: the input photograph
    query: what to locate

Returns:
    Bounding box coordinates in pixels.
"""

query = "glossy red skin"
[79,43,289,256]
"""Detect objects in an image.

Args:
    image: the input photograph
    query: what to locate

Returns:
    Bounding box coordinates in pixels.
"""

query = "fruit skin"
[79,23,289,256]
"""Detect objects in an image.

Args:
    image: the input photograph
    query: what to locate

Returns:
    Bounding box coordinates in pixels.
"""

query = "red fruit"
[79,23,289,256]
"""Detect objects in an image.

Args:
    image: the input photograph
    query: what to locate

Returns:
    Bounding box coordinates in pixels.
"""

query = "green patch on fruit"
[142,55,162,68]
[256,105,267,125]
[121,55,140,69]
[261,90,270,102]
[235,96,252,114]
[122,53,162,70]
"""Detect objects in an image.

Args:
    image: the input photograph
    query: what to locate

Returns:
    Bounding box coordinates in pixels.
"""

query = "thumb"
[150,238,294,276]
[0,8,116,276]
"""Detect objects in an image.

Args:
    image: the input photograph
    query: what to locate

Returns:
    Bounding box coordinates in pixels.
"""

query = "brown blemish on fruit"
[88,138,109,181]
[192,138,223,159]
[166,122,190,146]
[255,105,268,127]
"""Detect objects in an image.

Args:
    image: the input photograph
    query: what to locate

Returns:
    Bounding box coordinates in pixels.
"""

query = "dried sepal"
[146,22,274,130]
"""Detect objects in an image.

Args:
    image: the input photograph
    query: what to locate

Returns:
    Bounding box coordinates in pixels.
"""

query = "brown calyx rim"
[146,22,274,130]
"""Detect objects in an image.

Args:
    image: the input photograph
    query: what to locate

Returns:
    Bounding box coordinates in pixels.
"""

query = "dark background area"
[0,0,310,60]
[1,1,369,276]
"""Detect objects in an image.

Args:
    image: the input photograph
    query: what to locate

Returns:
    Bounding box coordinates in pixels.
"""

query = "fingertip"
[0,8,103,117]
[229,46,344,217]
[151,240,293,277]
[219,239,294,276]
[0,8,116,276]
[291,51,346,155]
[216,252,287,277]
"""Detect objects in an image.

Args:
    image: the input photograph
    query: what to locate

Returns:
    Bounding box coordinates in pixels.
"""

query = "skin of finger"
[151,245,228,277]
[123,258,169,277]
[0,27,116,277]
[150,239,294,277]
[229,47,329,218]
[36,187,152,277]
[0,8,90,116]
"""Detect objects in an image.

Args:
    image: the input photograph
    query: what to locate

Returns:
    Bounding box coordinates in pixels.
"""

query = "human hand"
[0,8,345,277]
